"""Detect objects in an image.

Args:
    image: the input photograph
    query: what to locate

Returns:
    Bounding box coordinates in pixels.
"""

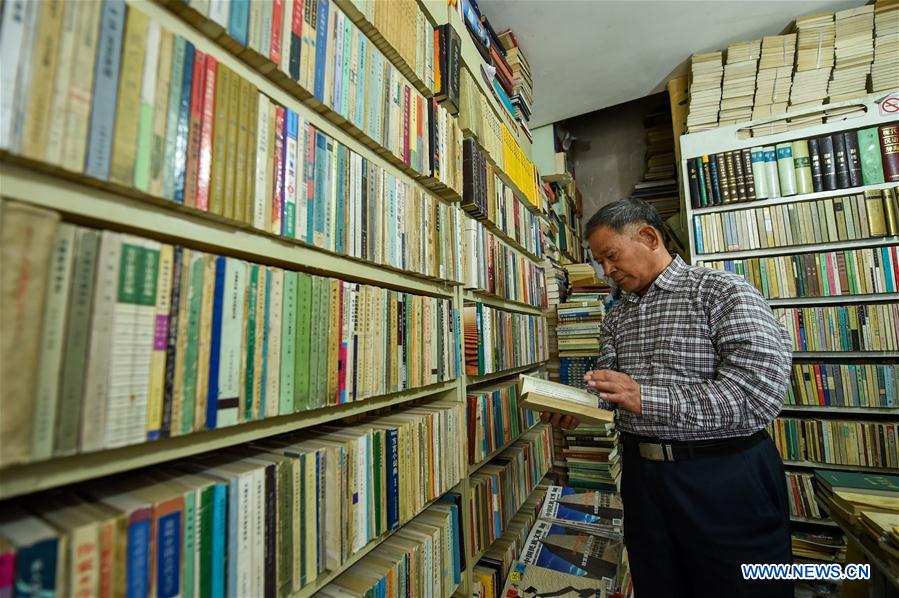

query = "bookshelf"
[0,1,551,596]
[680,94,898,549]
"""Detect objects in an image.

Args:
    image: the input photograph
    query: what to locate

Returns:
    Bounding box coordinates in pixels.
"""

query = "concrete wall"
[566,92,668,227]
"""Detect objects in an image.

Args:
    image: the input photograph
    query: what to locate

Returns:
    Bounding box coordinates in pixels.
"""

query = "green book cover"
[163,37,186,200]
[280,270,298,415]
[182,490,197,598]
[180,253,205,434]
[134,21,161,192]
[372,429,382,535]
[244,264,259,421]
[857,128,886,185]
[316,277,331,407]
[199,484,214,598]
[294,272,312,412]
[308,276,322,409]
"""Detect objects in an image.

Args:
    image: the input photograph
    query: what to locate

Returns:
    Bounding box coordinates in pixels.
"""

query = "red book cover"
[879,124,899,182]
[416,95,423,172]
[892,245,899,289]
[788,474,803,517]
[403,85,410,166]
[270,0,283,65]
[97,518,115,598]
[183,51,206,209]
[196,56,217,212]
[272,106,286,235]
[813,364,825,405]
[825,252,837,296]
[305,124,316,233]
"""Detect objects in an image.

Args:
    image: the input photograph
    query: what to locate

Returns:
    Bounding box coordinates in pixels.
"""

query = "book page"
[521,375,597,408]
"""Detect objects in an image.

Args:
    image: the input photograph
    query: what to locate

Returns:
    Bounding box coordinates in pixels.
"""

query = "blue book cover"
[206,256,226,429]
[691,216,701,254]
[156,510,182,598]
[226,478,239,597]
[323,138,334,249]
[342,17,351,119]
[333,13,343,112]
[539,486,623,533]
[14,535,60,598]
[355,36,367,129]
[228,0,249,46]
[211,484,227,598]
[313,132,327,244]
[313,0,329,101]
[521,520,621,583]
[173,42,195,204]
[490,473,501,536]
[448,503,462,583]
[126,514,151,598]
[882,247,895,293]
[884,367,895,407]
[386,428,399,530]
[85,0,126,180]
[284,110,298,238]
[335,145,345,255]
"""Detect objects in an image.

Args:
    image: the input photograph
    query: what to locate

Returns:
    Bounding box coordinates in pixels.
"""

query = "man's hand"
[540,412,580,429]
[584,369,642,414]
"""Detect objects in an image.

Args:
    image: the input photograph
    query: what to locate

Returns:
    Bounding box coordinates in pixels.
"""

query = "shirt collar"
[621,255,687,303]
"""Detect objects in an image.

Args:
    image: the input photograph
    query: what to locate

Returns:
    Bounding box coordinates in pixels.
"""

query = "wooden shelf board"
[0,380,457,500]
[468,422,540,476]
[0,161,457,298]
[466,362,548,386]
[462,290,544,315]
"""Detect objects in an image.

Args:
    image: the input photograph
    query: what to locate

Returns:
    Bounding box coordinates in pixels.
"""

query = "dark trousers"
[620,432,793,598]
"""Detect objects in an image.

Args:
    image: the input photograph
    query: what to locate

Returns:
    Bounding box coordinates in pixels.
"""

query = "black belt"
[621,430,769,462]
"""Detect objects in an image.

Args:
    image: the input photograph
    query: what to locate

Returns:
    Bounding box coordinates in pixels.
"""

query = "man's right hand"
[540,412,581,429]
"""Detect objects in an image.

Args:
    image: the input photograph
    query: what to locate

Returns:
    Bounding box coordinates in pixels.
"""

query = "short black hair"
[584,197,668,246]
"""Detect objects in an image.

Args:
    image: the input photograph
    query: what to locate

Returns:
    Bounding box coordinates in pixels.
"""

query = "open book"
[518,374,615,426]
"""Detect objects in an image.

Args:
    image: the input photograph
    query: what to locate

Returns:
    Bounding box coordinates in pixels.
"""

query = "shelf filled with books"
[681,97,899,542]
[463,301,548,378]
[467,378,541,474]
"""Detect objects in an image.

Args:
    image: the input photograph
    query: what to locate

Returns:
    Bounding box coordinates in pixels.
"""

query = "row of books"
[317,500,464,598]
[0,1,469,283]
[770,417,898,469]
[429,97,464,195]
[462,217,548,309]
[693,189,899,254]
[467,380,539,466]
[562,424,620,493]
[174,0,438,173]
[468,425,552,558]
[463,303,548,377]
[0,202,459,467]
[786,472,826,521]
[557,300,606,357]
[559,357,595,390]
[0,402,466,598]
[774,304,899,353]
[786,362,898,409]
[473,487,546,597]
[710,247,898,300]
[686,125,899,209]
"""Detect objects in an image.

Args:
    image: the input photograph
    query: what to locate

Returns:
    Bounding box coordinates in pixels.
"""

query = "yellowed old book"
[146,244,174,440]
[61,0,102,172]
[518,374,615,426]
[194,253,218,431]
[233,77,251,226]
[327,278,340,406]
[109,8,150,186]
[169,248,192,435]
[208,64,231,217]
[223,65,241,221]
[263,101,276,232]
[148,31,174,197]
[21,0,65,161]
[883,188,898,236]
[251,265,266,420]
[44,0,80,166]
[243,86,259,226]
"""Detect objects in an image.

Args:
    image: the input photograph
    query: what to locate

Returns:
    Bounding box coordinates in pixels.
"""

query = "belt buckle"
[638,442,674,462]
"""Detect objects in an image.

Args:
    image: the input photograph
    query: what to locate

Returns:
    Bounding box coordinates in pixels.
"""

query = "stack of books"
[497,30,534,125]
[557,299,605,388]
[791,529,847,563]
[631,108,680,219]
[753,34,797,127]
[561,423,621,492]
[872,0,899,92]
[828,5,875,102]
[564,263,602,288]
[686,52,724,132]
[814,470,899,527]
[719,40,761,125]
[789,13,836,114]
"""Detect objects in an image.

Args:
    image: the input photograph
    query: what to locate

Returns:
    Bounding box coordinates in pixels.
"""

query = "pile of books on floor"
[719,40,761,125]
[791,529,848,563]
[499,486,625,598]
[789,13,836,116]
[498,30,534,126]
[872,0,899,92]
[562,423,621,492]
[828,5,875,102]
[752,34,797,129]
[686,52,724,132]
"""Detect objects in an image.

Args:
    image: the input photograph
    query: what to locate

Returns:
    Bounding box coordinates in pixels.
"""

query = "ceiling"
[479,0,867,127]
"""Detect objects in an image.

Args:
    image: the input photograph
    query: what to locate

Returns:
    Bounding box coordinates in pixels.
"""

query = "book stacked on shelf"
[463,302,548,377]
[0,1,467,282]
[752,34,796,123]
[497,30,533,126]
[719,40,761,125]
[632,108,680,219]
[540,486,623,535]
[558,297,606,389]
[428,99,464,196]
[814,469,899,524]
[694,188,899,253]
[468,425,552,558]
[317,500,464,598]
[467,380,540,466]
[560,424,621,492]
[489,174,545,258]
[502,124,540,209]
[459,69,504,171]
[709,246,898,300]
[686,52,724,132]
[872,0,899,93]
[686,125,899,210]
[472,488,546,598]
[787,471,828,522]
[786,362,898,409]
[0,202,460,465]
[827,6,875,103]
[791,530,847,563]
[789,13,835,115]
[775,304,898,353]
[0,401,466,597]
[769,418,898,469]
[462,216,548,309]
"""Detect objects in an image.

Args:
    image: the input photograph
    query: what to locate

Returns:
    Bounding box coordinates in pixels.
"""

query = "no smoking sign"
[880,92,899,115]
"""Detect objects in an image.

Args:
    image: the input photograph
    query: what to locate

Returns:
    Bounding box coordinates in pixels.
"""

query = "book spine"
[732,150,747,202]
[270,0,283,65]
[164,37,187,200]
[289,0,304,81]
[183,51,207,208]
[832,132,850,189]
[749,147,768,200]
[228,0,249,45]
[20,0,64,161]
[313,0,329,100]
[708,154,722,204]
[284,110,298,238]
[223,66,241,220]
[85,0,126,181]
[880,124,899,183]
[161,246,184,438]
[792,140,813,195]
[763,146,780,198]
[807,137,823,192]
[61,0,103,172]
[819,135,837,191]
[109,7,149,186]
[844,131,862,188]
[235,78,253,224]
[148,31,174,196]
[0,0,32,151]
[146,244,174,441]
[775,143,797,196]
[44,1,81,167]
[858,127,886,186]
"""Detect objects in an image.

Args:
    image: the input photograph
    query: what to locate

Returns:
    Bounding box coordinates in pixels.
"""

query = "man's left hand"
[585,370,642,415]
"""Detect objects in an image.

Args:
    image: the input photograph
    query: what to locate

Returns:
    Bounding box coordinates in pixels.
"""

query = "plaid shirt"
[597,256,792,441]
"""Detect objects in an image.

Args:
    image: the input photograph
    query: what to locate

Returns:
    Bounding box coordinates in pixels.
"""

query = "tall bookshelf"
[0,0,550,596]
[680,95,898,553]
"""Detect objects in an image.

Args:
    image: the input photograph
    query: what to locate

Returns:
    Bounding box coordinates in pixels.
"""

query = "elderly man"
[542,198,794,598]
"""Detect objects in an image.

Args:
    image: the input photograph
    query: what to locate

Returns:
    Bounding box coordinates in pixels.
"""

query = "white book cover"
[254,93,270,230]
[251,466,265,597]
[280,0,294,77]
[237,470,254,597]
[43,1,79,166]
[265,268,283,418]
[62,0,102,172]
[217,258,247,427]
[192,0,211,16]
[353,153,363,259]
[259,0,272,60]
[2,0,37,152]
[247,0,262,53]
[31,223,76,461]
[208,0,230,30]
[133,19,161,190]
[293,117,305,242]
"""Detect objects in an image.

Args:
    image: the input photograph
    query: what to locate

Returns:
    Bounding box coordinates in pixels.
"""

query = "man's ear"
[636,225,660,250]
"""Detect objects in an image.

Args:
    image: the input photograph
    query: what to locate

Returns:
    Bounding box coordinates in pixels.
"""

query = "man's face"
[588,225,656,295]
